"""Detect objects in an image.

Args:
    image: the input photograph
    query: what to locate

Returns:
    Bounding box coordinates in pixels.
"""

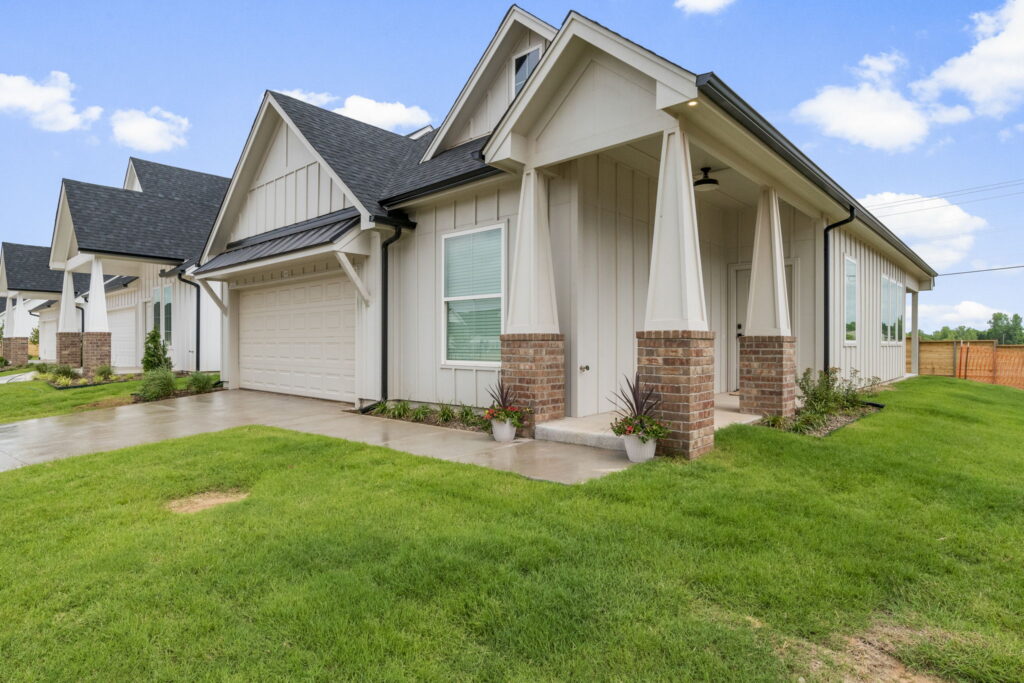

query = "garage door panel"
[238,275,355,402]
[109,308,137,368]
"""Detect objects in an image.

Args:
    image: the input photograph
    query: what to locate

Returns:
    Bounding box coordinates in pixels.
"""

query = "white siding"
[38,309,58,361]
[229,121,354,243]
[829,229,908,383]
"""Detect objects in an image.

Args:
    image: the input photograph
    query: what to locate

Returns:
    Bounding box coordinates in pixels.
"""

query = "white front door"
[730,263,795,391]
[237,275,356,402]
[109,307,138,368]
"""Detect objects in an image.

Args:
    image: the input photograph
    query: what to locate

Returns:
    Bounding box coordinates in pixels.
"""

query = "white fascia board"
[421,6,558,163]
[48,184,76,270]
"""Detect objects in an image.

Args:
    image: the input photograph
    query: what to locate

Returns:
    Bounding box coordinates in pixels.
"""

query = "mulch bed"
[353,408,488,434]
[760,403,882,437]
[131,388,224,404]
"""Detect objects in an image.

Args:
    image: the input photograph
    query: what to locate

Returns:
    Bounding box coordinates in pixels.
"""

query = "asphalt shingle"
[1,243,89,294]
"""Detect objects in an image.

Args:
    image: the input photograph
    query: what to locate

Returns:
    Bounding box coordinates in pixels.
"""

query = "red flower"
[625,425,634,434]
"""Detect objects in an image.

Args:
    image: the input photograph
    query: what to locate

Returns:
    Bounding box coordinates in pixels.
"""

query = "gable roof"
[129,158,229,207]
[270,91,422,219]
[1,242,89,294]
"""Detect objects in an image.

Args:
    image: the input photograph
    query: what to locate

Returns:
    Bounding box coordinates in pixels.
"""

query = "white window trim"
[440,222,506,369]
[843,255,858,346]
[148,285,174,345]
[881,274,905,347]
[510,45,543,99]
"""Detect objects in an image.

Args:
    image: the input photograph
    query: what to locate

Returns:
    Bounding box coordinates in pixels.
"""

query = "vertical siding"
[830,229,907,382]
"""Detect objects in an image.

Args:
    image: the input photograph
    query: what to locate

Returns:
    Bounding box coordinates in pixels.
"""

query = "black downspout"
[75,305,85,333]
[177,273,201,372]
[823,206,856,370]
[360,225,403,413]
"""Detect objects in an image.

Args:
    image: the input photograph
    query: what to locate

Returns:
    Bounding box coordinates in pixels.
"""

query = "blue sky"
[2,0,1022,332]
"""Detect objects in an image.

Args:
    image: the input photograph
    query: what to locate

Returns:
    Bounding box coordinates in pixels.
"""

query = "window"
[880,275,904,344]
[844,256,858,343]
[443,225,503,363]
[513,48,540,95]
[151,286,173,342]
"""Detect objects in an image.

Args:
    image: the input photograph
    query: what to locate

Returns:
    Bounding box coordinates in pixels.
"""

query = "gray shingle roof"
[195,208,359,274]
[64,179,225,262]
[1,242,89,294]
[381,135,497,204]
[130,158,229,208]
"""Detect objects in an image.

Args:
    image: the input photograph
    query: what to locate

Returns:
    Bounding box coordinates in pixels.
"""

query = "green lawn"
[1,377,1022,681]
[0,376,190,423]
[0,366,34,377]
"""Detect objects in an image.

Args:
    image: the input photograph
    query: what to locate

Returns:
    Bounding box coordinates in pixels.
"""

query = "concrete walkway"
[0,371,35,384]
[0,390,631,484]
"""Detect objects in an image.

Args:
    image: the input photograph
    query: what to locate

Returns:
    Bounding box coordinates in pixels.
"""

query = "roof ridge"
[268,90,420,143]
[130,156,230,181]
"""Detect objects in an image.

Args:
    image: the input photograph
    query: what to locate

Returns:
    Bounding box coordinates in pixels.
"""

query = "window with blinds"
[443,225,503,363]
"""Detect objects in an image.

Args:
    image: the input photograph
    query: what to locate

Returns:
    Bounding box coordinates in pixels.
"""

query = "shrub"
[409,405,433,422]
[796,368,876,417]
[187,371,216,394]
[0,357,7,367]
[437,403,456,423]
[370,402,390,416]
[760,414,789,430]
[138,368,176,401]
[74,377,89,386]
[388,400,412,420]
[34,362,51,374]
[141,328,171,372]
[51,364,76,379]
[94,364,114,382]
[53,375,73,387]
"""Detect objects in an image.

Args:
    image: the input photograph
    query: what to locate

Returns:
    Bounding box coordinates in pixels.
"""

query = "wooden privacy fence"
[907,340,1024,390]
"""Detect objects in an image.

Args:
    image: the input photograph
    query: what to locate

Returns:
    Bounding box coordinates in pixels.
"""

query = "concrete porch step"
[535,412,625,451]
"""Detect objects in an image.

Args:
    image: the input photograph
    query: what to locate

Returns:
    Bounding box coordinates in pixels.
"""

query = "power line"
[864,177,1024,209]
[874,188,1024,218]
[937,264,1024,276]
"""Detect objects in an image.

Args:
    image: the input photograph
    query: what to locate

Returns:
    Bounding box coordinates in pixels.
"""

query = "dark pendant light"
[693,166,719,192]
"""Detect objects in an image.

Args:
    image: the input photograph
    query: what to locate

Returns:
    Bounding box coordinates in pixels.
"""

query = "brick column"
[57,332,83,367]
[739,335,796,417]
[499,333,565,437]
[82,332,111,375]
[637,330,715,459]
[4,337,29,367]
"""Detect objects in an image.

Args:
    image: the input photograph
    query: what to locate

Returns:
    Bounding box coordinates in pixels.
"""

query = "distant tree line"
[919,312,1024,344]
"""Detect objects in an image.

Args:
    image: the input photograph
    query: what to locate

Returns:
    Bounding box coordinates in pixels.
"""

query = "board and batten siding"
[829,229,907,383]
[229,121,355,244]
[389,179,520,407]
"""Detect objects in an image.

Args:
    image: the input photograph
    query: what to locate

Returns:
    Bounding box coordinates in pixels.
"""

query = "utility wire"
[865,177,1024,209]
[937,264,1024,277]
[874,188,1024,218]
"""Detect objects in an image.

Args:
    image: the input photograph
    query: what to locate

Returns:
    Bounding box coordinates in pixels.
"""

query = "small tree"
[30,326,39,346]
[142,328,171,371]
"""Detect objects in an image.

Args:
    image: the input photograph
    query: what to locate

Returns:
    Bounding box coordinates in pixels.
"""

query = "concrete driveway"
[0,390,631,484]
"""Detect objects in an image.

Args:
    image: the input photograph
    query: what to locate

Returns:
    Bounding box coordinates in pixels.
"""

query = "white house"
[195,7,935,458]
[48,158,229,373]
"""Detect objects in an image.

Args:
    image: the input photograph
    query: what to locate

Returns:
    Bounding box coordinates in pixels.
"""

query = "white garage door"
[109,307,138,368]
[238,275,356,402]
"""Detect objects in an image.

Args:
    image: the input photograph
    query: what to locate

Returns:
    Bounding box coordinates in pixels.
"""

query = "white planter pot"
[622,434,657,463]
[491,419,517,442]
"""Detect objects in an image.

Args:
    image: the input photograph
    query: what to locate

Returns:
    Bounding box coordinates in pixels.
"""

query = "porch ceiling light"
[687,99,699,107]
[693,167,719,192]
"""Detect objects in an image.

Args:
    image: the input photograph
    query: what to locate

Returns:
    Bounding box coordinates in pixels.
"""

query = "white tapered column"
[505,168,559,334]
[745,187,791,336]
[4,295,15,334]
[58,270,78,332]
[644,121,708,331]
[84,257,108,333]
[10,294,28,337]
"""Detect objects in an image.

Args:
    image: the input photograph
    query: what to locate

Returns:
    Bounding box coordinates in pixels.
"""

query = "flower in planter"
[609,372,668,444]
[485,379,531,428]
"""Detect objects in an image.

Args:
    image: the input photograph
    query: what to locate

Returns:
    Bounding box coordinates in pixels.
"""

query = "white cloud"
[852,51,906,85]
[110,107,189,152]
[333,95,431,131]
[861,192,987,270]
[919,300,999,329]
[673,0,736,14]
[998,122,1024,140]
[0,71,101,132]
[278,89,338,107]
[912,0,1024,117]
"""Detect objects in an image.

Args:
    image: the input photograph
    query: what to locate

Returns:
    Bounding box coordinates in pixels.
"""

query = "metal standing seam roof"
[195,209,360,274]
[1,242,90,294]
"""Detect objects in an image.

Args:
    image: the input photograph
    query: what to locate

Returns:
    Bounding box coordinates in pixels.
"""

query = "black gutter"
[75,305,85,334]
[823,207,856,371]
[159,268,201,372]
[381,167,504,209]
[360,224,407,413]
[695,73,936,279]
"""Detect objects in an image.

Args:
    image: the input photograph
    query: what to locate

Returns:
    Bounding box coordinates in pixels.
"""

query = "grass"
[0,377,1022,680]
[0,375,191,424]
[0,366,34,377]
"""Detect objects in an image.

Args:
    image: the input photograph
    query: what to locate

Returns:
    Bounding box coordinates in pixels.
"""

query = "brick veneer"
[499,333,565,437]
[3,337,28,367]
[739,335,797,417]
[57,332,83,367]
[636,330,716,459]
[82,332,111,375]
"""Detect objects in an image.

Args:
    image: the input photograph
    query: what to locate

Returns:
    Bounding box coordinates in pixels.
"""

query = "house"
[195,6,935,458]
[48,158,230,373]
[0,242,89,366]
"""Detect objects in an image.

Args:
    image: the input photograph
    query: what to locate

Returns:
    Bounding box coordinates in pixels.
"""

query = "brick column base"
[499,333,565,437]
[82,332,112,375]
[3,337,29,367]
[57,332,83,367]
[739,335,797,417]
[637,330,715,459]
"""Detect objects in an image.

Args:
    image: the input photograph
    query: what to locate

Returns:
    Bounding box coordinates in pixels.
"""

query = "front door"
[730,263,795,392]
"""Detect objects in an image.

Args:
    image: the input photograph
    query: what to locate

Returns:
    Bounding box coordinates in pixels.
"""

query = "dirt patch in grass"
[786,623,948,682]
[166,490,249,514]
[72,396,134,412]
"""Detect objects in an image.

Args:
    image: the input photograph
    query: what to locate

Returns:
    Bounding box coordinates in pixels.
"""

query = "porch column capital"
[505,167,560,335]
[84,257,108,333]
[58,270,78,333]
[745,186,791,337]
[9,294,28,337]
[644,121,708,331]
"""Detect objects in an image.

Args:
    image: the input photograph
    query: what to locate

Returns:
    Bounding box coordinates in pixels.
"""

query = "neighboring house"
[190,6,935,458]
[48,158,229,373]
[1,242,89,366]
